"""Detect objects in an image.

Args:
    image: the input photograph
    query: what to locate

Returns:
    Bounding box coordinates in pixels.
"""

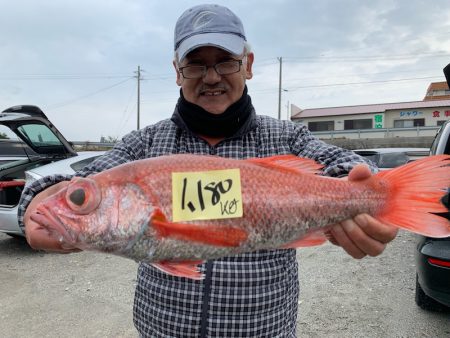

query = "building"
[423,81,450,101]
[290,84,450,140]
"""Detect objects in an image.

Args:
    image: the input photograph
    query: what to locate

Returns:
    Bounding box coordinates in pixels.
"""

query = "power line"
[0,74,132,80]
[115,80,138,137]
[139,75,444,100]
[276,76,444,92]
[283,52,450,63]
[46,77,134,110]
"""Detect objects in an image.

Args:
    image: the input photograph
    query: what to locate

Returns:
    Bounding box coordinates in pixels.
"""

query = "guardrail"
[311,126,441,139]
[71,126,441,149]
[71,141,115,150]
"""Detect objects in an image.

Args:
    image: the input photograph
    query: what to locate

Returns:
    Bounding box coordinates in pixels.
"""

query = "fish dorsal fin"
[247,155,323,175]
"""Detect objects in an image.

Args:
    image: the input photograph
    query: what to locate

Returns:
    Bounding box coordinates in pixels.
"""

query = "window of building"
[437,120,447,126]
[431,90,450,96]
[344,119,372,130]
[393,118,425,128]
[308,121,334,131]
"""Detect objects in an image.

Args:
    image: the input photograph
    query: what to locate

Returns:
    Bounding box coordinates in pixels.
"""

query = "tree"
[100,135,118,143]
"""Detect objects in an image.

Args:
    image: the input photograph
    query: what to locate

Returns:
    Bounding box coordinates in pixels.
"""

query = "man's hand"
[24,180,80,253]
[327,164,398,259]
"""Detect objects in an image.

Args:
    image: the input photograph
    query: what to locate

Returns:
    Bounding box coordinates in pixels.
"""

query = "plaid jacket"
[18,108,374,337]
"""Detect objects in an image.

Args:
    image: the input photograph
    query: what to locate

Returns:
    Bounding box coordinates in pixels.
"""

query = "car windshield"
[354,150,411,169]
[377,152,410,168]
[0,158,31,171]
[17,123,64,147]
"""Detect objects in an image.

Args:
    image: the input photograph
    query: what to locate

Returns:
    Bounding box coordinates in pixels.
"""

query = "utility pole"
[286,100,290,120]
[277,57,282,120]
[136,65,141,130]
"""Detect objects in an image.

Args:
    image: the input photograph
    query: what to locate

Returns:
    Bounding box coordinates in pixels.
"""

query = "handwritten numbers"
[172,169,243,222]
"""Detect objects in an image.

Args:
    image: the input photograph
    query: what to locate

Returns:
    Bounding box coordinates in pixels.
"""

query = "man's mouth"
[201,89,225,96]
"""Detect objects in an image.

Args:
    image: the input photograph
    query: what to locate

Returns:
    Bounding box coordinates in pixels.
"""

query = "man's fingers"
[348,164,372,182]
[24,181,70,224]
[330,222,367,259]
[329,214,399,259]
[23,180,79,253]
[353,214,398,244]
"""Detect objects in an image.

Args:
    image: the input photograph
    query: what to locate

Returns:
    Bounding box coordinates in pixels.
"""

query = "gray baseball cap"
[174,4,247,62]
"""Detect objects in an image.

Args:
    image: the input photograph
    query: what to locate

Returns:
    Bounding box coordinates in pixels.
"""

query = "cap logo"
[192,11,217,31]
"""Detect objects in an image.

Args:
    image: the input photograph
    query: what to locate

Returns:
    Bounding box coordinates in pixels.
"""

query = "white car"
[0,105,105,237]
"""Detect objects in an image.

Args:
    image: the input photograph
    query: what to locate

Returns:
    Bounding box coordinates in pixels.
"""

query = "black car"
[414,63,450,312]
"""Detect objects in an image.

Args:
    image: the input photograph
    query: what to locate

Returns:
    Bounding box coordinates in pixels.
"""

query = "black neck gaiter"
[176,86,253,138]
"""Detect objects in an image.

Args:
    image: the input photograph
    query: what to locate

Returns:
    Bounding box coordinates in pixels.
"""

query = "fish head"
[31,176,156,253]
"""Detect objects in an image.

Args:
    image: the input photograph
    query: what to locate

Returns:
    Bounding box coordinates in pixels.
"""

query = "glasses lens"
[182,66,204,79]
[216,61,240,75]
[180,60,242,79]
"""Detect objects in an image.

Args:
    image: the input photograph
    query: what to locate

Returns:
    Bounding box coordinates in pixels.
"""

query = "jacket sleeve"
[288,122,378,177]
[17,129,148,232]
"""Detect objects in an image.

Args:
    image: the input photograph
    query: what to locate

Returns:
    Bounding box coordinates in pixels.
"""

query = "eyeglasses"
[178,60,244,79]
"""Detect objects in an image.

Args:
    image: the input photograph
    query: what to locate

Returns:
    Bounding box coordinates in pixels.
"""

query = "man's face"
[174,46,254,114]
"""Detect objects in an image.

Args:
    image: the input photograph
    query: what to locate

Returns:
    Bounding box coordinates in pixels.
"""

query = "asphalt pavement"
[0,231,449,337]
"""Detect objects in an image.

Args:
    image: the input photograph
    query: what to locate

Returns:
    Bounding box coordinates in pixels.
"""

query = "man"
[20,4,397,337]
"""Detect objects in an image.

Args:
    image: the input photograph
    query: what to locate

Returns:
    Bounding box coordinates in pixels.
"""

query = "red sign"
[432,111,440,118]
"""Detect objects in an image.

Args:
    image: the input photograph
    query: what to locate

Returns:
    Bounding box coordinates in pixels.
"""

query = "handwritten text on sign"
[172,169,243,222]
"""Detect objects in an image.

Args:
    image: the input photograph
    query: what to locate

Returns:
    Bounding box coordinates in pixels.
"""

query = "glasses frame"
[178,59,244,79]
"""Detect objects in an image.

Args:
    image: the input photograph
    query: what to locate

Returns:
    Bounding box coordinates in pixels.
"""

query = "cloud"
[0,0,449,140]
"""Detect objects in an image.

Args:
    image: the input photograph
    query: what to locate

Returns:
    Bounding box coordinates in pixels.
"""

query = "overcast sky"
[1,0,449,141]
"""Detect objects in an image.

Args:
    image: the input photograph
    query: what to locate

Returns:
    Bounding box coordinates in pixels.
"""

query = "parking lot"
[1,230,449,338]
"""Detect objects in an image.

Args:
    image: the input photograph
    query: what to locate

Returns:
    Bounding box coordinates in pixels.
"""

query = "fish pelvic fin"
[152,261,205,280]
[375,154,450,238]
[247,155,323,175]
[151,209,248,247]
[281,230,328,248]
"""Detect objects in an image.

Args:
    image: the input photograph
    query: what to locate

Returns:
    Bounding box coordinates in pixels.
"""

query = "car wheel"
[415,274,449,312]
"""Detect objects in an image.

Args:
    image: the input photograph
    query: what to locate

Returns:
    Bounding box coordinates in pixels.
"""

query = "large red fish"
[31,154,450,279]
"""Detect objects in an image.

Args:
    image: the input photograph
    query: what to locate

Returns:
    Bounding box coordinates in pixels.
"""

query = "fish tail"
[374,154,450,238]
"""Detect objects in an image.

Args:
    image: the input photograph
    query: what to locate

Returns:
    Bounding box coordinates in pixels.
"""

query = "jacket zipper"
[199,261,214,338]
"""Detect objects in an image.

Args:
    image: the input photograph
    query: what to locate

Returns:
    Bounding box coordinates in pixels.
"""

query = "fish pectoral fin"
[281,231,328,248]
[152,261,205,280]
[151,209,248,247]
[247,155,323,175]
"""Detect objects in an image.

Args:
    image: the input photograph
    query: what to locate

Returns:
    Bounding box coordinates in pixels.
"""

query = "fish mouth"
[31,205,77,245]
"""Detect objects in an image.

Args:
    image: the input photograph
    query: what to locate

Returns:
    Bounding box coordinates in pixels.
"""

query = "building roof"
[291,99,450,119]
[423,81,450,101]
[426,81,449,91]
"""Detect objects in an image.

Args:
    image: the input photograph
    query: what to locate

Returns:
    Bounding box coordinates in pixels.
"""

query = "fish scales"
[65,155,384,259]
[31,154,450,279]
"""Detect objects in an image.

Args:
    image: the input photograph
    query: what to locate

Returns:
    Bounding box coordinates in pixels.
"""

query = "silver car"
[353,147,430,170]
[0,105,105,237]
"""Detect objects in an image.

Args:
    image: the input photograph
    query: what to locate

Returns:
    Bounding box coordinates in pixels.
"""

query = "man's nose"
[202,66,222,83]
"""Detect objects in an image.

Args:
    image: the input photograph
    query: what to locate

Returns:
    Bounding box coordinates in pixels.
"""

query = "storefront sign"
[374,114,384,128]
[399,110,423,117]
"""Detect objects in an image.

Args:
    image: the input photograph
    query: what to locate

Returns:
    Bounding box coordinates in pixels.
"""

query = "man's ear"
[173,60,182,86]
[245,52,254,80]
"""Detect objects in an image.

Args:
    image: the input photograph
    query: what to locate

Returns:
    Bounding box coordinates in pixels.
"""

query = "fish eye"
[65,178,101,214]
[69,188,86,206]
